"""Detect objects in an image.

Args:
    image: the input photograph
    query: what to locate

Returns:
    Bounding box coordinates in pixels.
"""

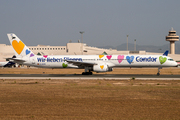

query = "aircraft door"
[31,57,36,64]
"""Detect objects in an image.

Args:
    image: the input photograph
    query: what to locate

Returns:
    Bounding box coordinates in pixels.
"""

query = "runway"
[0,74,180,80]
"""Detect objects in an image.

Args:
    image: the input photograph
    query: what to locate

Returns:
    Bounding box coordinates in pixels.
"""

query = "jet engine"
[93,64,113,72]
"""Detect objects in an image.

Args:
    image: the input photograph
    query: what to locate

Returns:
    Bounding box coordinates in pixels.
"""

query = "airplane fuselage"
[19,55,177,69]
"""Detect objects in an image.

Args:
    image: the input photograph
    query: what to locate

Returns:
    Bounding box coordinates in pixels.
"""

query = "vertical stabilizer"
[7,33,35,58]
[163,50,169,56]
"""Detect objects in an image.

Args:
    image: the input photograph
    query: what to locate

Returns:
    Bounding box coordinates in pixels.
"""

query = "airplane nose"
[175,62,178,67]
[176,62,180,67]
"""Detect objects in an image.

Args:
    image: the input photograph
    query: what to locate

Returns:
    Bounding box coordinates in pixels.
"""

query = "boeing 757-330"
[7,33,178,75]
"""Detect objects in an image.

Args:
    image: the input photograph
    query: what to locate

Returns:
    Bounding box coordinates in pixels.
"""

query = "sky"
[0,0,180,47]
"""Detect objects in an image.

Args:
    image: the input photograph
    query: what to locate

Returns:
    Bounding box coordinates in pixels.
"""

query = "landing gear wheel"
[157,73,160,76]
[82,72,93,75]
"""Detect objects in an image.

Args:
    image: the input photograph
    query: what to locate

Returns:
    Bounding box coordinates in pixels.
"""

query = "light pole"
[80,31,84,55]
[134,39,136,51]
[127,35,128,51]
[80,31,84,43]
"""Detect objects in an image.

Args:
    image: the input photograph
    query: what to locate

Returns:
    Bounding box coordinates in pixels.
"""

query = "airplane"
[7,33,178,75]
[163,50,168,56]
[0,61,15,67]
[0,62,9,67]
[0,55,16,67]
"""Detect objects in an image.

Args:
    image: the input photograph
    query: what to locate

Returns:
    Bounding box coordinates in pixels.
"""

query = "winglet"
[163,50,168,56]
[7,33,35,58]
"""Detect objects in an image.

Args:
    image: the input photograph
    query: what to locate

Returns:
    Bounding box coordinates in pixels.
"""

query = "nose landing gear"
[157,67,162,76]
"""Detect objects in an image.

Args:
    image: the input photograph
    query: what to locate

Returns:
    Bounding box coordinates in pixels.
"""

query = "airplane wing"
[65,60,97,67]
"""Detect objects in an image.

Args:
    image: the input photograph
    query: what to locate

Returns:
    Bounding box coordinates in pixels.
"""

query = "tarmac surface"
[0,74,180,80]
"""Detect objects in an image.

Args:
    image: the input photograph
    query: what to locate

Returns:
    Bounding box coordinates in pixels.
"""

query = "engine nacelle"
[93,64,113,72]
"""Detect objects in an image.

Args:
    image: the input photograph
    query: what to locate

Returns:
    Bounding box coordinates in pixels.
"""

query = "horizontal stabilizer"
[6,58,26,62]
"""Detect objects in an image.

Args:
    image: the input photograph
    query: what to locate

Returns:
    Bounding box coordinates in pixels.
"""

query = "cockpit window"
[168,59,174,61]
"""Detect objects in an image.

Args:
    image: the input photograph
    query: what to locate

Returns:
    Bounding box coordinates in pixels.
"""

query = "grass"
[0,80,180,120]
[0,68,180,119]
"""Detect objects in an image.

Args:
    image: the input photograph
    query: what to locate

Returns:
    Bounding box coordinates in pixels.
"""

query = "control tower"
[166,28,179,54]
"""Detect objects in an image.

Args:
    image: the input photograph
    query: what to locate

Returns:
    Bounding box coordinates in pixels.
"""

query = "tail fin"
[3,55,16,67]
[163,50,168,56]
[4,61,15,67]
[7,33,35,58]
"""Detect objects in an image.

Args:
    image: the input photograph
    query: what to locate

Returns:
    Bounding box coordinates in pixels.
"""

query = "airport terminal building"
[0,42,138,61]
[1,42,180,62]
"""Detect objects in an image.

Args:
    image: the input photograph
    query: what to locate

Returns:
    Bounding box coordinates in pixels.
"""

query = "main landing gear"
[157,67,162,76]
[82,67,93,75]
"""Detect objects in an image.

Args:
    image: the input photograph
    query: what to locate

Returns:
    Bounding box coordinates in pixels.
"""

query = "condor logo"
[136,56,157,62]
